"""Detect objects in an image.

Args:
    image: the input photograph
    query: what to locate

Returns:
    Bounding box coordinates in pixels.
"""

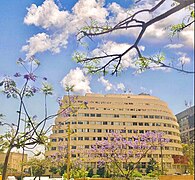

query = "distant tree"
[26,158,49,180]
[146,158,158,174]
[75,0,194,75]
[182,143,194,175]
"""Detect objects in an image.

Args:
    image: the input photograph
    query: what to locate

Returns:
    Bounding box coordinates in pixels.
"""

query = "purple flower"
[24,73,36,81]
[84,101,88,105]
[31,86,38,93]
[14,73,21,77]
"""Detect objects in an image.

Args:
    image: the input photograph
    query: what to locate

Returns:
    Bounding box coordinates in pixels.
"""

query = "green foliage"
[182,143,194,175]
[131,170,142,177]
[170,23,185,36]
[97,167,105,177]
[63,167,88,179]
[146,158,157,174]
[92,174,100,178]
[27,158,49,178]
[191,10,194,18]
[87,168,94,177]
[72,52,86,63]
[41,82,53,95]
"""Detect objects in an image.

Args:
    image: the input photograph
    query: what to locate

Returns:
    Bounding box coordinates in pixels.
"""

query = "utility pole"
[67,123,71,180]
[160,145,164,175]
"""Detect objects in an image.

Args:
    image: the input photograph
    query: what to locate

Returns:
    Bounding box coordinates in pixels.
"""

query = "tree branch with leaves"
[75,0,194,75]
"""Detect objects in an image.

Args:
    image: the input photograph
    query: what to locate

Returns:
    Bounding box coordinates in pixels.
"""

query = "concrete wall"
[159,175,194,180]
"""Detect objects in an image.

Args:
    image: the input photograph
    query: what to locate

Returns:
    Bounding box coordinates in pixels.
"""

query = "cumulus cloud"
[61,67,91,95]
[140,86,153,94]
[98,76,126,92]
[117,83,125,91]
[91,41,145,70]
[108,0,194,47]
[22,32,68,59]
[23,0,109,57]
[98,76,113,91]
[165,43,184,49]
[177,52,191,65]
[24,0,69,29]
[23,0,193,59]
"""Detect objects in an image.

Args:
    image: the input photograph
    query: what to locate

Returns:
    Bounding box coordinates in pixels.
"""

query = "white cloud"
[117,83,125,91]
[23,0,193,58]
[24,0,69,29]
[108,0,194,47]
[23,0,109,57]
[140,86,152,94]
[177,52,191,65]
[91,41,144,71]
[98,76,113,91]
[61,67,91,95]
[165,43,184,49]
[98,76,126,92]
[22,32,68,59]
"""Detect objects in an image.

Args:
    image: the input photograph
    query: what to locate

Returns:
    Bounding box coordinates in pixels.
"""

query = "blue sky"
[0,0,194,134]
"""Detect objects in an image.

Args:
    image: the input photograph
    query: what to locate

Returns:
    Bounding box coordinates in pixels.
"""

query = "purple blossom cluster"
[90,131,169,167]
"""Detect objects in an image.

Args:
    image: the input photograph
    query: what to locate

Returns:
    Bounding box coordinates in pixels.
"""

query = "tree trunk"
[2,146,13,180]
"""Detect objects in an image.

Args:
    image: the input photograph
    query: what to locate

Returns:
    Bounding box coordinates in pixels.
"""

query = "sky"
[0,0,194,136]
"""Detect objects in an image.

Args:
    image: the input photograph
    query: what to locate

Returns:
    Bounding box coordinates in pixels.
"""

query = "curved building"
[45,93,184,174]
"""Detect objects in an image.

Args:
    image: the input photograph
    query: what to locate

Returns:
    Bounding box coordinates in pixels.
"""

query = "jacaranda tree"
[90,131,169,180]
[0,57,70,180]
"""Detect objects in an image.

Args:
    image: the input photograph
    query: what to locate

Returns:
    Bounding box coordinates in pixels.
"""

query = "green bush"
[92,174,100,178]
[131,170,142,177]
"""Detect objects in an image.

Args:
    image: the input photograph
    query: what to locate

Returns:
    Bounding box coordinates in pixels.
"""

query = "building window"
[72,146,76,149]
[85,113,89,117]
[133,122,137,126]
[85,137,89,140]
[128,130,132,133]
[78,137,83,140]
[51,139,57,142]
[97,129,102,133]
[139,130,144,133]
[90,114,95,117]
[59,130,64,133]
[132,115,137,118]
[51,147,56,150]
[139,123,143,126]
[58,138,63,141]
[145,123,149,126]
[96,114,101,117]
[85,145,89,149]
[114,114,119,118]
[103,122,108,125]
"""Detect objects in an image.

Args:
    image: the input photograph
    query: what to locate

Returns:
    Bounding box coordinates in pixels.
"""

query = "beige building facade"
[0,152,27,174]
[46,93,184,174]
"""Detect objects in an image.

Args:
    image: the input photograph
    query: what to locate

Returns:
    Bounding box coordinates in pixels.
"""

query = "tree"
[0,57,70,180]
[75,0,194,75]
[182,143,194,175]
[90,131,169,180]
[145,158,158,175]
[26,158,49,180]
